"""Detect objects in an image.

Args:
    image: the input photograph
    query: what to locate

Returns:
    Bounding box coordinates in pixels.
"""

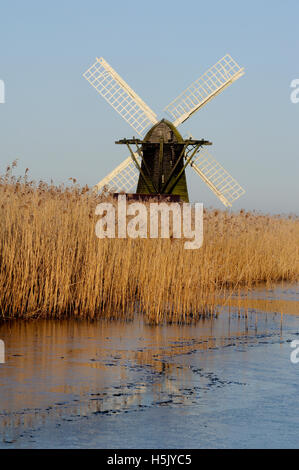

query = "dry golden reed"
[0,164,299,323]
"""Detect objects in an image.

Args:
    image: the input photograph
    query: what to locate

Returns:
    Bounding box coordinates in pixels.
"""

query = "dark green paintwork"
[136,120,189,202]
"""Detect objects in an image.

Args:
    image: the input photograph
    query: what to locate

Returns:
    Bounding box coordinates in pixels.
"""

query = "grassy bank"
[1,165,299,322]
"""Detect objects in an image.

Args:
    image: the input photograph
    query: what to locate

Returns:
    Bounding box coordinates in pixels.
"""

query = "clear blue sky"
[1,0,299,214]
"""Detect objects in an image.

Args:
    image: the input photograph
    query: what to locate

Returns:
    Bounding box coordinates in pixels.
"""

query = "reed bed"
[0,163,299,323]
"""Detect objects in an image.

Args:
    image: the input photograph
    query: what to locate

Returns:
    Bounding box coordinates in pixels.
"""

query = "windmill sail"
[164,54,244,127]
[83,58,158,136]
[190,149,245,207]
[93,155,141,193]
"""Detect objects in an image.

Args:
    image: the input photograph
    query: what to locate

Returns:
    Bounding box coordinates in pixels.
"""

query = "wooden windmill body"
[137,120,190,200]
[83,55,245,207]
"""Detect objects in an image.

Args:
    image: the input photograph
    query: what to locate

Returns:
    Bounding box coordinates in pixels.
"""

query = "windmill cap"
[143,119,184,143]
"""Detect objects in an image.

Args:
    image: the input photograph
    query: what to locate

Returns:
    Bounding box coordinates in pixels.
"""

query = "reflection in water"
[0,283,298,447]
[226,298,299,316]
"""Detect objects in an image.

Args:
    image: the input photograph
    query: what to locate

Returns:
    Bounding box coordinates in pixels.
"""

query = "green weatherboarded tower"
[136,120,189,201]
[116,119,211,202]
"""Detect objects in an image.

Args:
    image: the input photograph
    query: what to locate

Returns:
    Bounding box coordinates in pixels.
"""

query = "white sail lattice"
[164,54,244,127]
[190,149,245,207]
[94,155,141,193]
[83,58,158,136]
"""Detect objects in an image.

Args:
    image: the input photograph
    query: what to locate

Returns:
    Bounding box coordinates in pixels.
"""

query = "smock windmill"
[83,54,245,206]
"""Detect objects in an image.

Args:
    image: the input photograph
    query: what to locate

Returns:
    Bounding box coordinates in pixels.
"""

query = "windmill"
[83,54,245,206]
